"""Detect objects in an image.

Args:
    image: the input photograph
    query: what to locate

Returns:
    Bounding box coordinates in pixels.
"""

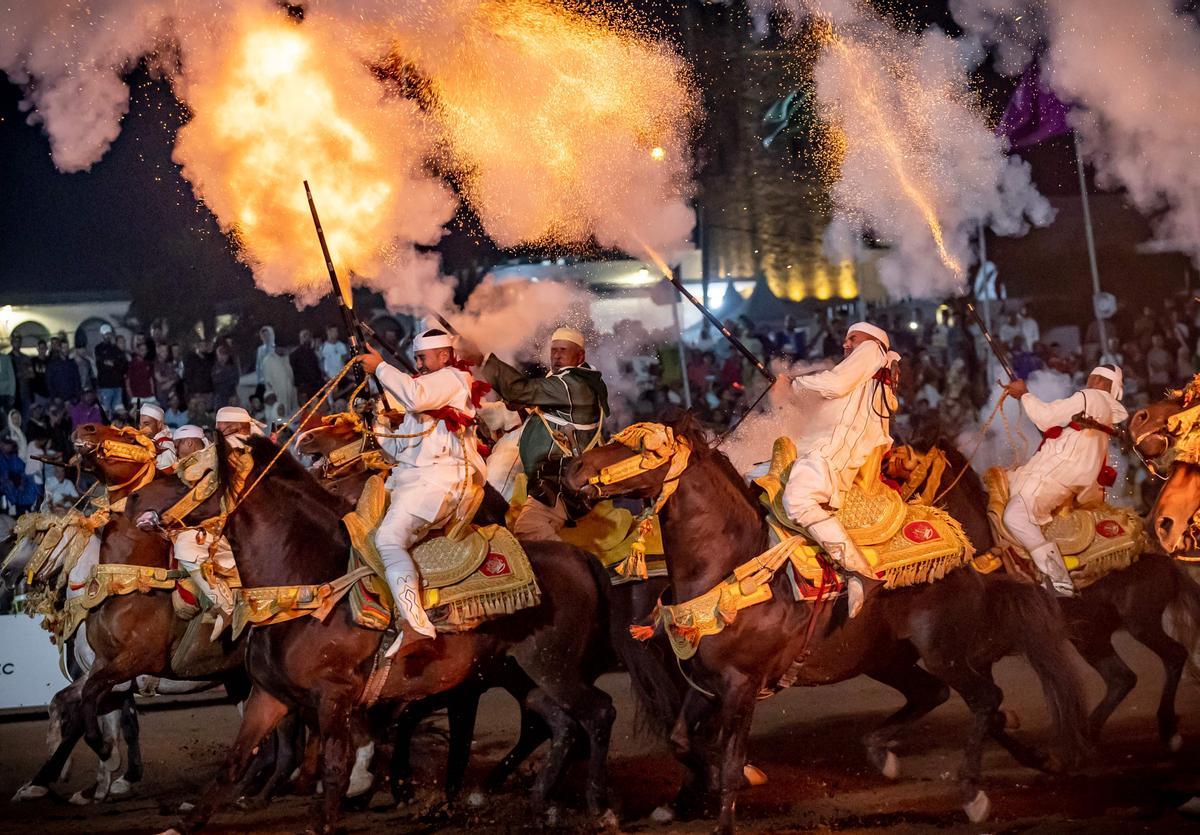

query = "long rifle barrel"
[964,300,1016,381]
[303,181,363,358]
[664,266,776,384]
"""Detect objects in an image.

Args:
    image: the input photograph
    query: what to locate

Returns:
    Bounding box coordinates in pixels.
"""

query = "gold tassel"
[616,516,654,580]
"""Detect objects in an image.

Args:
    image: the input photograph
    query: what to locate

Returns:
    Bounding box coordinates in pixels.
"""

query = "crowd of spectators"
[0,321,358,516]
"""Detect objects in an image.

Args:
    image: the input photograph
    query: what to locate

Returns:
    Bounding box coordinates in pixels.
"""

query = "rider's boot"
[179,561,234,640]
[385,570,436,658]
[1030,542,1078,598]
[807,516,882,618]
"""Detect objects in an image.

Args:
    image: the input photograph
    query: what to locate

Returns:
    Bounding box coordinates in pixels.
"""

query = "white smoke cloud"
[950,0,1200,268]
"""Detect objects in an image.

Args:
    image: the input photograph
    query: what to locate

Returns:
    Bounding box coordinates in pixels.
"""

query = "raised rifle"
[963,300,1016,382]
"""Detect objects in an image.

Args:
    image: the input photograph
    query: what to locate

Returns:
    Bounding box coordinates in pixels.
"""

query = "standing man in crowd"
[93,324,127,417]
[289,329,324,405]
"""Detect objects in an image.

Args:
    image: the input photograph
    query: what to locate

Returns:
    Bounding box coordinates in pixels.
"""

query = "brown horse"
[564,417,1089,833]
[16,424,249,803]
[1129,395,1200,554]
[134,433,618,834]
[897,440,1200,750]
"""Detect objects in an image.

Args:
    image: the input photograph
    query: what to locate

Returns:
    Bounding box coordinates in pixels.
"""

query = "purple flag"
[996,62,1071,149]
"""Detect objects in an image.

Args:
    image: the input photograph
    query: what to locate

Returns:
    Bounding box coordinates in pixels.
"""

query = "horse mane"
[669,413,762,510]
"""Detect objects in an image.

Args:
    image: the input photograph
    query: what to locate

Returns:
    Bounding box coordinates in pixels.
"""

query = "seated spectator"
[68,389,104,427]
[163,392,189,429]
[43,464,79,512]
[0,435,40,514]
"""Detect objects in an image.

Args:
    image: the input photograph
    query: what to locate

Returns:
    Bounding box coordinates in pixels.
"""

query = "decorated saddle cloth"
[755,438,974,591]
[507,472,666,584]
[321,474,540,634]
[983,467,1146,590]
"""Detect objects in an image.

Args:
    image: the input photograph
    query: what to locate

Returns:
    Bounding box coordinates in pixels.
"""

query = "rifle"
[302,181,418,377]
[963,299,1016,382]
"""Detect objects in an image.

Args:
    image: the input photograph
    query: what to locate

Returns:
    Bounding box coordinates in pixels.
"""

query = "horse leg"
[315,696,356,835]
[654,688,717,824]
[292,726,321,797]
[170,687,290,834]
[523,687,579,824]
[389,704,422,804]
[78,703,126,804]
[863,660,950,780]
[118,693,144,786]
[1124,613,1189,751]
[444,685,482,802]
[13,681,86,800]
[1073,632,1137,742]
[484,701,549,794]
[713,671,758,835]
[921,654,1001,823]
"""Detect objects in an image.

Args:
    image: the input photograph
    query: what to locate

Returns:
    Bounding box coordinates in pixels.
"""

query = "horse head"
[1133,376,1200,555]
[72,422,157,497]
[564,423,686,507]
[295,411,364,461]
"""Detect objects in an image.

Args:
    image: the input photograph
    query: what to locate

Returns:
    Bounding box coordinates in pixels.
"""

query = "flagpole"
[1073,131,1109,354]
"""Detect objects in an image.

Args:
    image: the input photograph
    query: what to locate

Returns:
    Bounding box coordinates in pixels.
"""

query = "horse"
[10,423,250,805]
[1129,393,1200,554]
[892,439,1200,750]
[134,432,619,834]
[564,416,1089,833]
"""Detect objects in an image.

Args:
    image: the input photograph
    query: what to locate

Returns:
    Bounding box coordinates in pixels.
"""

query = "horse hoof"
[742,764,768,787]
[597,809,619,831]
[466,791,485,808]
[110,777,133,796]
[1002,708,1022,731]
[1168,733,1184,753]
[69,789,93,806]
[881,751,901,781]
[963,790,991,823]
[1179,795,1200,816]
[650,805,675,824]
[177,801,195,813]
[12,783,49,801]
[156,829,184,835]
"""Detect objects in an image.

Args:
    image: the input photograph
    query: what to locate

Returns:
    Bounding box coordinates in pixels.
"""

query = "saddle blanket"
[983,468,1147,590]
[340,474,541,632]
[756,438,974,590]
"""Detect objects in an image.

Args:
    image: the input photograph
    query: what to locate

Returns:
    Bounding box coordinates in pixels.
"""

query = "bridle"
[74,429,158,497]
[582,423,693,514]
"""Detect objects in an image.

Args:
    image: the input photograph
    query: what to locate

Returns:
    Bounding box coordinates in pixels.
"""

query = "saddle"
[983,468,1147,590]
[756,438,974,589]
[336,474,541,633]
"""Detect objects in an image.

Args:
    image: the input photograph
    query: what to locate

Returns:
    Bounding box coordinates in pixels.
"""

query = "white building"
[0,291,133,351]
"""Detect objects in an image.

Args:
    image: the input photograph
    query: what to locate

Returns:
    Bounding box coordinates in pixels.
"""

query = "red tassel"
[629,624,656,642]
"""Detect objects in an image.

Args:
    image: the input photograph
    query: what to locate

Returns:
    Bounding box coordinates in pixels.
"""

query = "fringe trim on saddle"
[431,584,543,632]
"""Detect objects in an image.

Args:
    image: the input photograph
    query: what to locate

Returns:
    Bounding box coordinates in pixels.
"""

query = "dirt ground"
[2,633,1199,834]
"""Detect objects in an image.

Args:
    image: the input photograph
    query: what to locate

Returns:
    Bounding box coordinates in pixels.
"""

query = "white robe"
[373,363,485,522]
[261,352,298,420]
[152,428,177,472]
[786,341,898,508]
[1008,388,1128,525]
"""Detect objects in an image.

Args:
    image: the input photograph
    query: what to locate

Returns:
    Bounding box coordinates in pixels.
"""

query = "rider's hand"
[1000,379,1028,399]
[358,346,384,375]
[135,511,161,532]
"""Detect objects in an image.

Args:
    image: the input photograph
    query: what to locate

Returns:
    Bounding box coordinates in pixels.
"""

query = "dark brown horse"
[1129,394,1200,554]
[565,417,1089,833]
[897,440,1200,750]
[136,433,618,834]
[16,424,248,803]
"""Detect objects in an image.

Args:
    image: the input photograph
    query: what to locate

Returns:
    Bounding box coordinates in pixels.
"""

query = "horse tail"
[606,589,685,741]
[1164,559,1200,679]
[986,574,1089,769]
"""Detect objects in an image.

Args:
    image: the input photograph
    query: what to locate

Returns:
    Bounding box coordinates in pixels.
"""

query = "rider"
[782,322,900,618]
[359,328,487,657]
[138,402,177,473]
[474,326,609,541]
[165,423,235,634]
[999,365,1129,598]
[214,405,265,447]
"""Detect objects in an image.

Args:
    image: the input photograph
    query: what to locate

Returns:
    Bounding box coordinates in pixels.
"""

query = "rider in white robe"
[361,329,486,657]
[782,322,900,617]
[1000,365,1129,597]
[138,402,177,473]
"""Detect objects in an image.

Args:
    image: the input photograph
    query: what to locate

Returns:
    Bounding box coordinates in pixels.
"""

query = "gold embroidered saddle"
[756,438,974,589]
[983,468,1147,590]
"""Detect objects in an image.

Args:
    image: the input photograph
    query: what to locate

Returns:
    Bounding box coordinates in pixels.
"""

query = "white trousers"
[1001,494,1049,553]
[172,530,236,572]
[375,485,455,585]
[781,450,837,528]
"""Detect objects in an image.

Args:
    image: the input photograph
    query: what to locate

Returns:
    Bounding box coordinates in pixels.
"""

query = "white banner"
[0,613,70,710]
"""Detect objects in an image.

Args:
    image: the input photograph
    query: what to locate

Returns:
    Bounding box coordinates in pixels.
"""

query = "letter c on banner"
[0,663,14,675]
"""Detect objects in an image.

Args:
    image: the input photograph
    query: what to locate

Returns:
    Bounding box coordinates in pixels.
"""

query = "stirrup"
[384,627,431,659]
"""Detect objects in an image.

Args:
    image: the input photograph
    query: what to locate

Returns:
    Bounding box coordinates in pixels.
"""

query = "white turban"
[1090,365,1124,400]
[847,322,890,350]
[551,326,585,350]
[413,329,455,352]
[215,406,251,424]
[139,403,165,422]
[172,424,207,442]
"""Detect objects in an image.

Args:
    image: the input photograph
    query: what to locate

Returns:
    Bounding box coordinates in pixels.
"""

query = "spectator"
[45,404,74,459]
[998,312,1021,348]
[1011,336,1044,380]
[170,343,185,379]
[125,343,156,406]
[289,329,324,403]
[68,389,104,427]
[72,345,96,392]
[254,326,276,393]
[262,343,298,420]
[163,391,189,429]
[769,315,807,360]
[211,343,241,408]
[29,340,49,407]
[1017,305,1040,349]
[185,394,209,427]
[9,336,32,414]
[0,346,14,414]
[1146,333,1174,389]
[94,325,128,416]
[43,464,79,512]
[153,342,181,404]
[1134,306,1157,350]
[0,436,39,515]
[321,325,350,380]
[183,339,216,414]
[24,403,50,445]
[46,341,82,403]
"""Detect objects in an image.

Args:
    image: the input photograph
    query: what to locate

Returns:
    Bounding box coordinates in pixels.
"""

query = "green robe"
[479,355,610,480]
